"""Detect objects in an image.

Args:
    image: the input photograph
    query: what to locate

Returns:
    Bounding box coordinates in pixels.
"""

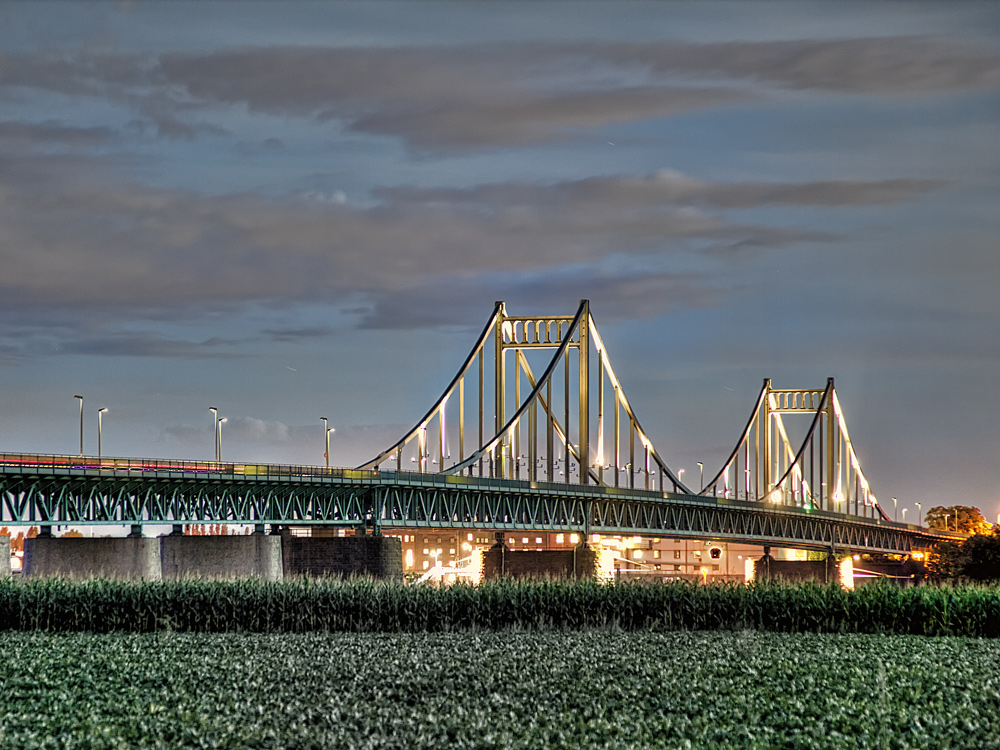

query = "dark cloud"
[351,86,749,148]
[58,332,243,358]
[152,37,999,149]
[0,120,117,149]
[0,157,844,325]
[355,267,725,330]
[261,325,336,342]
[379,171,946,211]
[2,148,937,346]
[4,36,994,152]
[577,36,1000,94]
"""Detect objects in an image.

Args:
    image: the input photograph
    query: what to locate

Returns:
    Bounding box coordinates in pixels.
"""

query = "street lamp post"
[209,407,219,462]
[218,418,227,462]
[678,468,685,491]
[321,417,334,469]
[74,395,84,456]
[892,497,897,522]
[97,408,108,459]
[943,513,949,532]
[697,462,704,492]
[901,508,907,522]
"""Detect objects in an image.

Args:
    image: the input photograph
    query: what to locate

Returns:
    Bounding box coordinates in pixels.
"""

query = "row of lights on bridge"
[71,396,336,467]
[66,395,935,529]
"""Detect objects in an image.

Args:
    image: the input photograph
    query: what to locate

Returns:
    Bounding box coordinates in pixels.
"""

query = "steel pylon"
[357,300,692,493]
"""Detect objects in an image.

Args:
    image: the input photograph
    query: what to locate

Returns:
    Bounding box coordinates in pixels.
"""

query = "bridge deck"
[0,453,946,554]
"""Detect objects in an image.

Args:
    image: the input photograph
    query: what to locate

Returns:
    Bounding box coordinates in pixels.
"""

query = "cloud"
[5,36,993,153]
[58,332,243,358]
[0,120,117,149]
[261,325,336,343]
[0,155,929,341]
[350,86,749,148]
[379,171,946,211]
[586,36,1000,94]
[354,267,726,330]
[160,417,292,449]
[227,416,291,443]
[158,418,416,468]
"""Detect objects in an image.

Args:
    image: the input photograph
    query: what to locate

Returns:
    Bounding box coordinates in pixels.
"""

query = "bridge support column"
[482,539,599,580]
[282,534,402,580]
[754,547,841,584]
[23,536,161,580]
[160,534,282,581]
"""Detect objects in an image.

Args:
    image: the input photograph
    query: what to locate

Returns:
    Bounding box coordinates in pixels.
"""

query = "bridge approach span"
[0,454,940,554]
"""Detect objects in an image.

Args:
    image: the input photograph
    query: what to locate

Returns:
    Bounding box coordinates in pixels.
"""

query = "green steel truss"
[1,455,933,553]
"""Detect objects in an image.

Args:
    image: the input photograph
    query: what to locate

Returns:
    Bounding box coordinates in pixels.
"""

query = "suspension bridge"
[1,301,948,555]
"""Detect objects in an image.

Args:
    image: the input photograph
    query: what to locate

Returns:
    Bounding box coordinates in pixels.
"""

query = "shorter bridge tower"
[701,378,888,521]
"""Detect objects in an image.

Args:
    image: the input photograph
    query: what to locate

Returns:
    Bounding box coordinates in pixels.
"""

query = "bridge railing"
[0,452,365,479]
[0,452,654,494]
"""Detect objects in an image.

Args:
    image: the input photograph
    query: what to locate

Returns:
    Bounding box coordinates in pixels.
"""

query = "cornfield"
[1,577,998,636]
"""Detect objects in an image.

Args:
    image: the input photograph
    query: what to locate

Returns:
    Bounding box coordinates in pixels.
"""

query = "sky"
[0,1,997,525]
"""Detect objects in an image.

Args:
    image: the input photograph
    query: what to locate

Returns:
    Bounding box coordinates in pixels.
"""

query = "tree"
[925,505,990,534]
[926,540,962,578]
[957,528,1000,581]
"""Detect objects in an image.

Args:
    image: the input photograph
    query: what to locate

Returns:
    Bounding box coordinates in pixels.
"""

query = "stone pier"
[23,537,161,580]
[753,547,838,583]
[19,531,405,581]
[281,534,403,580]
[482,542,599,580]
[160,534,282,581]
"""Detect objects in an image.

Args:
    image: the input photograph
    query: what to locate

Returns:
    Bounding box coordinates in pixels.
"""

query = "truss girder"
[0,466,926,554]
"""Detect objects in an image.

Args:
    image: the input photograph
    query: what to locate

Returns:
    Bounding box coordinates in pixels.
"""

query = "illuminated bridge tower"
[358,300,691,494]
[700,378,888,521]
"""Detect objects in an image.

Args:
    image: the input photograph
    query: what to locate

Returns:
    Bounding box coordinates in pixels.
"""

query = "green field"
[2,630,998,749]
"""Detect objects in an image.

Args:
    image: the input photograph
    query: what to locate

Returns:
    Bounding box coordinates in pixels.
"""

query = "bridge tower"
[358,300,690,493]
[700,378,888,521]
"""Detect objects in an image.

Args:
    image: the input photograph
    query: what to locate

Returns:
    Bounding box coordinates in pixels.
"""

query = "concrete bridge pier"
[160,534,282,581]
[753,546,840,583]
[281,529,403,580]
[482,537,599,580]
[23,536,162,580]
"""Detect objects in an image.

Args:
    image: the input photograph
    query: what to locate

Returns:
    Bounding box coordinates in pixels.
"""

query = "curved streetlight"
[916,502,922,527]
[209,407,219,462]
[218,417,227,462]
[74,395,84,457]
[97,408,108,459]
[696,462,704,492]
[892,497,897,522]
[321,417,335,469]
